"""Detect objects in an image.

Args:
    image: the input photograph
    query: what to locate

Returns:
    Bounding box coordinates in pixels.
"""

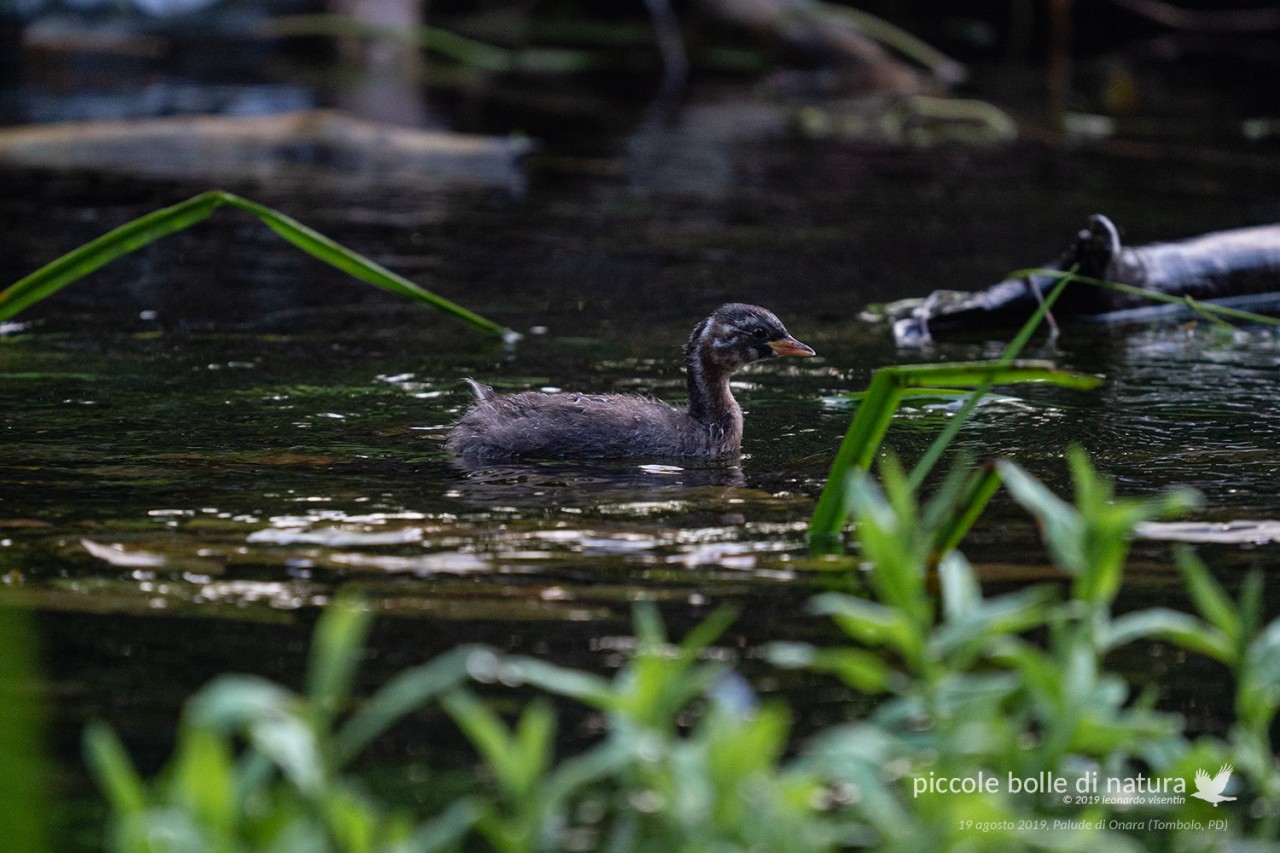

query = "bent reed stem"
[0,190,515,340]
[807,273,1083,551]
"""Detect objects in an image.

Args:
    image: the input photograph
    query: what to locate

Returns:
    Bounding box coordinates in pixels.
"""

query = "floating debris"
[246,525,426,547]
[0,110,532,189]
[1136,520,1280,545]
[81,538,168,568]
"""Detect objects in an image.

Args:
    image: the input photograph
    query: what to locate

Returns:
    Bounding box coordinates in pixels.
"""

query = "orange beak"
[767,336,816,357]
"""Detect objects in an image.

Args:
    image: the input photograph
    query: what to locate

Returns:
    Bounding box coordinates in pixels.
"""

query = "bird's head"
[687,303,815,373]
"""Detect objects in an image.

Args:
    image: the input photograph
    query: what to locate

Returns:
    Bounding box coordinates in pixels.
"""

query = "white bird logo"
[1191,764,1238,805]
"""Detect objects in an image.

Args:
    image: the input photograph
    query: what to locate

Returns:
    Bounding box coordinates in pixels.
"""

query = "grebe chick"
[446,303,815,462]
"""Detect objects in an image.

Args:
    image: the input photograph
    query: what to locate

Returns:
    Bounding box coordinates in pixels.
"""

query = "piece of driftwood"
[883,215,1280,345]
[0,109,532,189]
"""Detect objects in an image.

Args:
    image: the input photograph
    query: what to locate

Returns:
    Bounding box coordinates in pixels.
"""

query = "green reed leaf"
[441,689,524,798]
[333,647,474,765]
[221,194,513,339]
[306,594,375,734]
[405,797,486,853]
[808,356,1099,547]
[0,190,515,340]
[0,191,222,320]
[0,606,50,853]
[168,725,237,835]
[1174,546,1241,644]
[1014,267,1280,328]
[765,641,894,693]
[1103,608,1231,662]
[83,721,148,816]
[480,655,613,708]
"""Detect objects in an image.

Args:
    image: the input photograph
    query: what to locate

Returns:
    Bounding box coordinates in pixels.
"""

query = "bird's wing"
[1208,765,1234,794]
[1195,769,1211,787]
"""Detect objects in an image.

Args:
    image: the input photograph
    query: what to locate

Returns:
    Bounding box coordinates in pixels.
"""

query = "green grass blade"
[810,274,1082,549]
[884,360,1101,390]
[169,725,237,834]
[1103,608,1232,662]
[479,655,614,709]
[414,20,521,70]
[0,607,51,853]
[808,361,1095,547]
[677,604,739,658]
[441,689,522,797]
[263,13,518,71]
[83,721,148,815]
[540,742,631,814]
[809,592,918,658]
[1013,267,1280,328]
[221,194,515,339]
[0,191,224,320]
[510,700,556,800]
[306,595,375,734]
[1182,295,1239,331]
[839,387,972,402]
[999,269,1076,367]
[1174,546,1241,644]
[937,550,981,623]
[766,642,894,693]
[995,458,1084,575]
[334,648,474,765]
[930,462,1004,558]
[905,273,1076,491]
[809,371,902,547]
[823,5,964,81]
[1,189,514,339]
[405,797,485,853]
[633,601,668,648]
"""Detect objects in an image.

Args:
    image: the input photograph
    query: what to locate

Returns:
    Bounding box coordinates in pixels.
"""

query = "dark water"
[3,28,1280,844]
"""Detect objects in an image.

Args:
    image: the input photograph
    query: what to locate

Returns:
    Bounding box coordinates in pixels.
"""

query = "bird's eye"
[750,325,768,339]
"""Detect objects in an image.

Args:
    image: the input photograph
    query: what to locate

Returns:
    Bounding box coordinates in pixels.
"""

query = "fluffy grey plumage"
[446,304,814,462]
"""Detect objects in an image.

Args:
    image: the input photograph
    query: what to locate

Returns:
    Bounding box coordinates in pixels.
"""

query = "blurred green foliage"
[0,605,51,853]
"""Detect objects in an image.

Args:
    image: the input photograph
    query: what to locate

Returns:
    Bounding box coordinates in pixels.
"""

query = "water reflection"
[446,457,746,502]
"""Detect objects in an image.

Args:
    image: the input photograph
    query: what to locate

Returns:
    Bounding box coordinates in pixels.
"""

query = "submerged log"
[884,215,1280,345]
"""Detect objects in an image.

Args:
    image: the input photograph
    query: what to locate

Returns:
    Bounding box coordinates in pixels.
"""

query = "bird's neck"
[685,342,742,439]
